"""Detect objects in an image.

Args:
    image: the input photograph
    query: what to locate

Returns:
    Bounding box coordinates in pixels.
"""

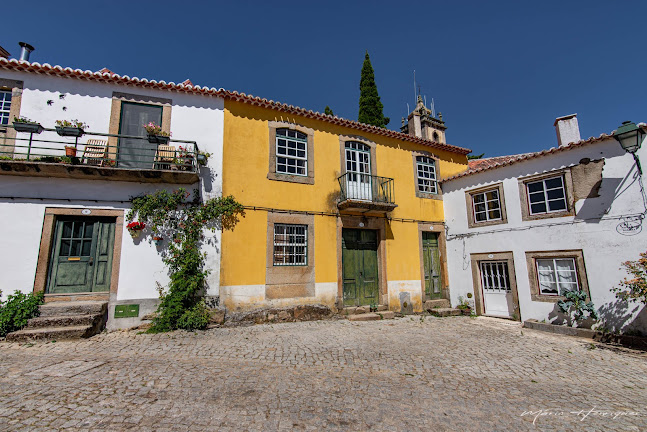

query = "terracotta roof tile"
[443,134,619,182]
[0,58,471,155]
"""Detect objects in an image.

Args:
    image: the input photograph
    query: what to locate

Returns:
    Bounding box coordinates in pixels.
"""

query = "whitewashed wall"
[0,70,225,310]
[443,138,647,334]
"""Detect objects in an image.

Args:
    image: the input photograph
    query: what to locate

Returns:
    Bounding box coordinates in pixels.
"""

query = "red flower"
[127,221,146,231]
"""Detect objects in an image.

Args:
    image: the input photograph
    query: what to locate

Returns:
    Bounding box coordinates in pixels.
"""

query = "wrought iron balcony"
[337,172,397,213]
[0,124,202,183]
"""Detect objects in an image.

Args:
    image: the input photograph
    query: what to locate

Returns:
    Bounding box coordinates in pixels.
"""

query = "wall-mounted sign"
[114,304,140,318]
[81,209,92,215]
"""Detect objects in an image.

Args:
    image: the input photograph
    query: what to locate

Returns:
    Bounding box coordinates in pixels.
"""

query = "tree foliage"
[324,106,334,116]
[127,188,244,332]
[467,153,485,160]
[358,52,390,128]
[613,251,647,304]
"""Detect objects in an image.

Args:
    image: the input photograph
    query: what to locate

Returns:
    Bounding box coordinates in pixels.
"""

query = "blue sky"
[2,1,645,156]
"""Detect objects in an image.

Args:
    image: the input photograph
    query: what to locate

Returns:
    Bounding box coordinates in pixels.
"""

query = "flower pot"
[65,146,77,157]
[147,134,171,145]
[153,237,164,246]
[129,229,142,239]
[13,122,43,134]
[197,154,208,165]
[56,126,85,137]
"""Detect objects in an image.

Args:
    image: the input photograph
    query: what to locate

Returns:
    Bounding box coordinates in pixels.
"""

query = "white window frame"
[273,223,307,266]
[416,156,437,194]
[0,90,12,125]
[526,175,567,215]
[276,128,307,176]
[535,258,579,296]
[472,189,502,223]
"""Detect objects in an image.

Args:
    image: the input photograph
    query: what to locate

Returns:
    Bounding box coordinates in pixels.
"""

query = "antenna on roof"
[413,70,417,106]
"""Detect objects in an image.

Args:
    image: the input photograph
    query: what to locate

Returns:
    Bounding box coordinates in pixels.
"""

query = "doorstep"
[44,292,110,303]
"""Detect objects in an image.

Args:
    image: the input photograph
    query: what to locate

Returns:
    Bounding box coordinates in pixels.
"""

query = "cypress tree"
[324,106,334,116]
[358,51,390,128]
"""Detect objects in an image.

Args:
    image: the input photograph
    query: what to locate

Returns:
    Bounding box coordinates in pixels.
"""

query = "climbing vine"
[127,188,244,332]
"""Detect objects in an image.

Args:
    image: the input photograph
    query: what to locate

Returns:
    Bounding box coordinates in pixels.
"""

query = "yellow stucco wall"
[220,100,468,296]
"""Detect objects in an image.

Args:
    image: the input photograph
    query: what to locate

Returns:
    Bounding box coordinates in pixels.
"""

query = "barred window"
[0,90,11,125]
[273,224,307,266]
[276,128,307,176]
[416,156,437,194]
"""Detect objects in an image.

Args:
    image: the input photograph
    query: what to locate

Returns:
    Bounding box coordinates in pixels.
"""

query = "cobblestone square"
[1,316,646,431]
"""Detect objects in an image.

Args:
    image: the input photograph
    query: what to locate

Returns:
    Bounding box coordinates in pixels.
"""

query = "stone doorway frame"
[336,216,388,309]
[469,251,521,320]
[33,208,125,301]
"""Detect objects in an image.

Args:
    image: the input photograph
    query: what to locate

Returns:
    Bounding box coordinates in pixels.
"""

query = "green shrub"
[558,290,597,323]
[176,300,210,331]
[0,290,45,337]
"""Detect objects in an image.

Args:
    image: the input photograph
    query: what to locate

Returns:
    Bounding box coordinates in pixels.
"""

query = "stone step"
[6,325,95,342]
[375,311,395,320]
[38,301,107,317]
[27,313,102,329]
[428,308,462,317]
[347,313,382,322]
[424,299,451,310]
[342,305,387,315]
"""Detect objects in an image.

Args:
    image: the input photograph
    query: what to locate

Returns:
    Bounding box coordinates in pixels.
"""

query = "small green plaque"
[114,304,139,318]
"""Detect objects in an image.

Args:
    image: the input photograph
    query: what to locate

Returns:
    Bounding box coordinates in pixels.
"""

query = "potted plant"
[177,146,195,171]
[152,235,164,246]
[197,150,211,166]
[12,116,43,134]
[64,145,77,157]
[143,122,171,144]
[55,119,88,137]
[126,221,146,238]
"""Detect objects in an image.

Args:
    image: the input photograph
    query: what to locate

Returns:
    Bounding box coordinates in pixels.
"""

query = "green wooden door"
[342,229,379,307]
[47,217,116,294]
[422,232,443,300]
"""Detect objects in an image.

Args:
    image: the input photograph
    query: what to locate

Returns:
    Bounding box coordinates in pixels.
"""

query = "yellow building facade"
[220,95,469,313]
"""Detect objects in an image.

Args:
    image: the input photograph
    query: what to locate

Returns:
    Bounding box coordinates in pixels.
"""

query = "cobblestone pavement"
[1,316,646,431]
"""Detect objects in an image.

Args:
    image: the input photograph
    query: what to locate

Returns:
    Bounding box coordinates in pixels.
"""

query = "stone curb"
[523,319,647,351]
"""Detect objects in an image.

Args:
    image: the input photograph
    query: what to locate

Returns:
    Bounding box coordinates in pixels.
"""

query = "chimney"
[554,114,581,147]
[18,42,35,62]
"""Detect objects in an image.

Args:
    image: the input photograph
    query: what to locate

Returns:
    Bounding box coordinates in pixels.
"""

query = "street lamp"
[613,121,645,175]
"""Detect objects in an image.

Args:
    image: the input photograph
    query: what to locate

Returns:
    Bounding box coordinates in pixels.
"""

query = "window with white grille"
[480,261,511,293]
[416,156,437,194]
[472,189,502,222]
[0,90,11,125]
[276,128,307,176]
[536,258,579,295]
[526,176,567,215]
[273,224,307,266]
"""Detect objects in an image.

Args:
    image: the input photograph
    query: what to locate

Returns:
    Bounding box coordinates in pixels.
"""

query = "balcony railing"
[0,124,200,173]
[337,172,396,211]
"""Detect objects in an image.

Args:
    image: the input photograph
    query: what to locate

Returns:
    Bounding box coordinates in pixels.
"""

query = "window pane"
[488,209,501,219]
[529,192,545,203]
[475,212,487,222]
[486,190,498,200]
[62,222,73,238]
[69,240,81,256]
[546,189,564,200]
[531,203,547,213]
[73,222,83,238]
[474,203,486,213]
[81,241,92,256]
[527,182,544,193]
[61,240,71,256]
[473,194,485,204]
[84,222,94,238]
[548,199,566,211]
[545,177,563,189]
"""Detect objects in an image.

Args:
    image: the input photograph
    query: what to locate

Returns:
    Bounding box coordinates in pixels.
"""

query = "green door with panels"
[422,232,443,300]
[342,229,379,307]
[47,217,116,294]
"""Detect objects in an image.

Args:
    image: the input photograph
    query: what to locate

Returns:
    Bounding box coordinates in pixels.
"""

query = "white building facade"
[0,59,225,329]
[442,116,647,335]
